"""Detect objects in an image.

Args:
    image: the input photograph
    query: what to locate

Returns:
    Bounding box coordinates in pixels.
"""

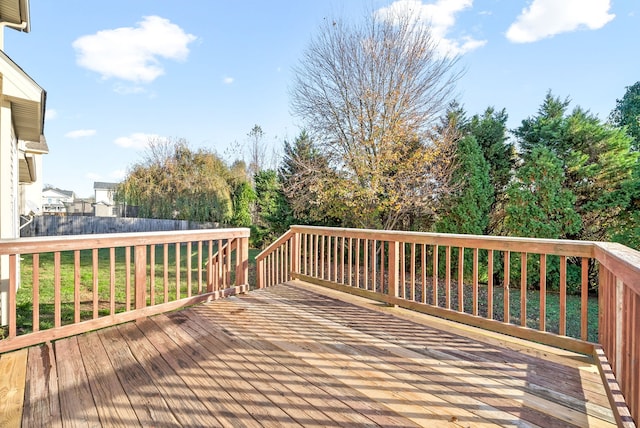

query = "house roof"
[0,0,30,33]
[0,49,45,143]
[94,182,118,190]
[43,187,74,198]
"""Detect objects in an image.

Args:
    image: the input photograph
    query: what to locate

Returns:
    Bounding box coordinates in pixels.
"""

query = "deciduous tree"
[290,8,460,229]
[117,138,234,223]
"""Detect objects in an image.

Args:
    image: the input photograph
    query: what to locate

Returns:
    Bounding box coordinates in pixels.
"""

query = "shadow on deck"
[4,281,618,427]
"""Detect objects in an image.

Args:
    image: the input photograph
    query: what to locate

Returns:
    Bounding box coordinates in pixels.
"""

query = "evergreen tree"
[279,131,336,225]
[610,81,640,151]
[435,135,492,234]
[513,92,637,242]
[504,146,581,239]
[465,107,514,234]
[230,181,255,227]
[253,169,293,247]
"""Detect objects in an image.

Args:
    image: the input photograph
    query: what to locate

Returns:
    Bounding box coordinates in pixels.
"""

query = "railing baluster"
[487,249,493,319]
[472,248,478,316]
[348,237,353,286]
[355,238,360,288]
[109,248,115,316]
[176,243,181,300]
[371,240,377,293]
[540,253,546,332]
[433,245,439,307]
[320,236,325,280]
[33,253,40,331]
[125,246,131,311]
[9,254,17,338]
[197,241,203,294]
[363,239,369,290]
[445,246,451,309]
[504,251,510,324]
[187,242,192,297]
[163,243,169,302]
[560,255,567,336]
[379,241,385,294]
[74,250,81,323]
[521,252,527,327]
[150,244,156,305]
[410,243,416,302]
[581,257,588,341]
[458,247,464,312]
[421,244,427,304]
[92,249,98,319]
[400,243,406,299]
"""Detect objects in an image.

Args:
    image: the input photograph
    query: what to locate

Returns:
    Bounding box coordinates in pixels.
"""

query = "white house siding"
[0,100,18,326]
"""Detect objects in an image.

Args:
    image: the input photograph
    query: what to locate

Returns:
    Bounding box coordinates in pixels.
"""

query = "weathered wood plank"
[97,327,180,427]
[76,332,139,426]
[55,336,101,427]
[0,348,28,427]
[242,289,549,428]
[22,343,61,428]
[136,316,302,428]
[210,296,494,427]
[271,282,616,427]
[115,322,221,427]
[184,303,421,428]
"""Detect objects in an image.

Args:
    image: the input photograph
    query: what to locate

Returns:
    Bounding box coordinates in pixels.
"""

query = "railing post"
[134,245,147,309]
[388,240,399,302]
[291,232,300,277]
[236,236,249,288]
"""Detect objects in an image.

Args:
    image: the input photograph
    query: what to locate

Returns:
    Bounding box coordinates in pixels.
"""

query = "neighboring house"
[94,181,119,217]
[69,197,94,216]
[0,0,48,326]
[42,187,74,214]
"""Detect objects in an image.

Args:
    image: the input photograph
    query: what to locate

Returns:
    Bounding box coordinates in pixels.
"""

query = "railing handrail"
[594,241,640,296]
[290,225,596,257]
[0,228,251,255]
[255,229,294,261]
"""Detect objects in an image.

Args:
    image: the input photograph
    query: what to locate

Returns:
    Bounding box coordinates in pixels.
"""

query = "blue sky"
[5,0,638,197]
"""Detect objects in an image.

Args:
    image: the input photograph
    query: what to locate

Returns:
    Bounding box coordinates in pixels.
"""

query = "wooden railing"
[0,228,250,354]
[256,225,639,426]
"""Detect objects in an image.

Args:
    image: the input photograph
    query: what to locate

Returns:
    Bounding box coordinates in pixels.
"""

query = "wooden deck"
[1,281,618,427]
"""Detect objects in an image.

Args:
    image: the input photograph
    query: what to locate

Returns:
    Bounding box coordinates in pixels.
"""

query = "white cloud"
[114,132,163,150]
[65,129,97,138]
[45,109,57,120]
[73,16,197,84]
[506,0,615,43]
[376,0,486,56]
[223,76,234,84]
[86,172,102,181]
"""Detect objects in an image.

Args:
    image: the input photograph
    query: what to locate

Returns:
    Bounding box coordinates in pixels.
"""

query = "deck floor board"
[2,282,619,427]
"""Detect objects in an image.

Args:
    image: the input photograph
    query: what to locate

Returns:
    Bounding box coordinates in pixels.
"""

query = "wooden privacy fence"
[0,228,250,353]
[256,225,640,426]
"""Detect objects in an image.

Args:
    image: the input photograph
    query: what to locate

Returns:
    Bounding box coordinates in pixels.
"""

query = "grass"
[400,279,598,342]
